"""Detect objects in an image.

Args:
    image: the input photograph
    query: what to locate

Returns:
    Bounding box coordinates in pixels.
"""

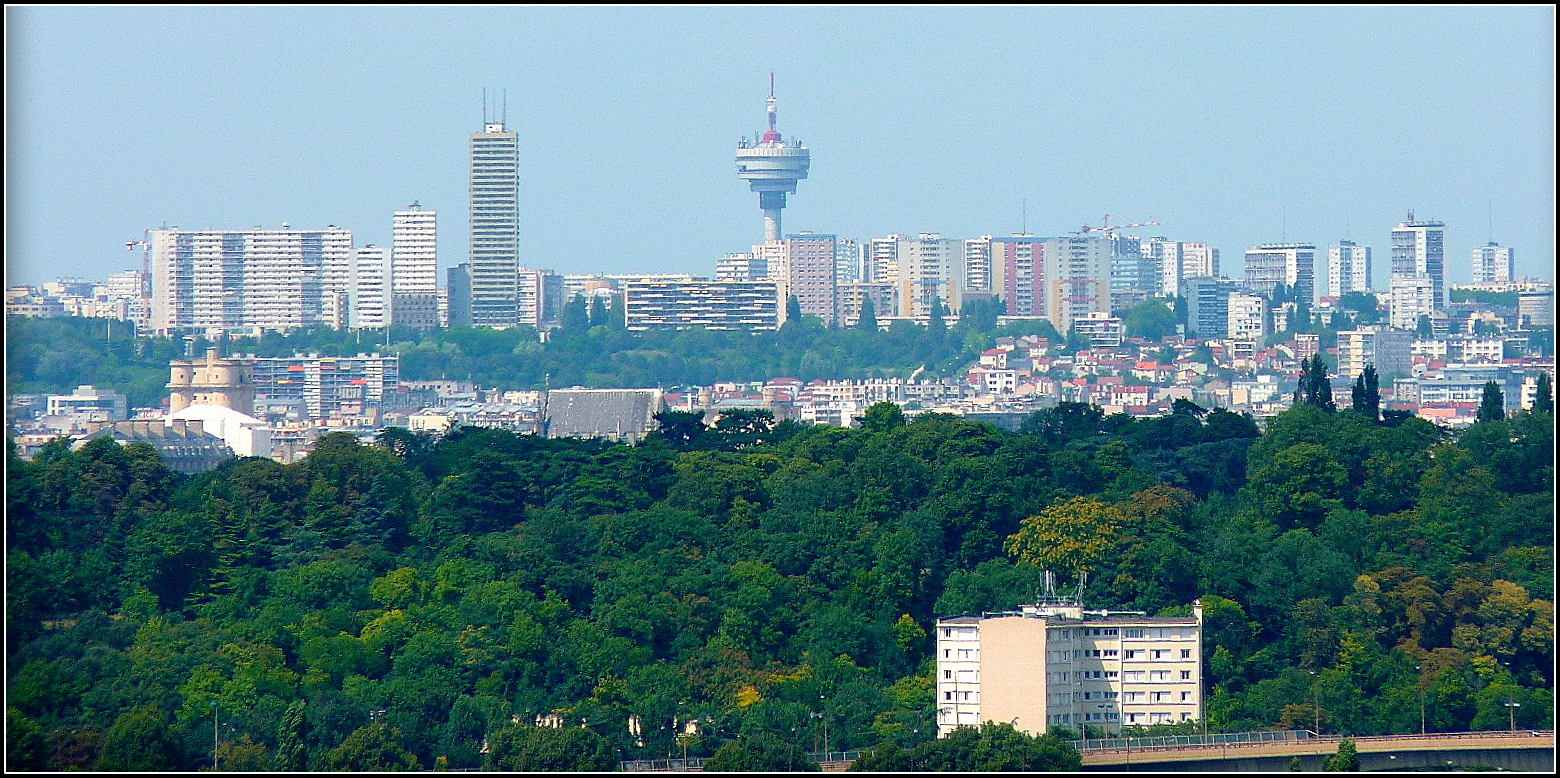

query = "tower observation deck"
[736,75,810,243]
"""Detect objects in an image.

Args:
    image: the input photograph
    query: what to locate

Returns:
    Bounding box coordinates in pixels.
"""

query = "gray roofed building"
[77,419,236,473]
[543,388,665,443]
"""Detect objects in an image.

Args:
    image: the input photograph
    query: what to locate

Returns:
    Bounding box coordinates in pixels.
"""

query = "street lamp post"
[1415,665,1426,736]
[1503,701,1521,732]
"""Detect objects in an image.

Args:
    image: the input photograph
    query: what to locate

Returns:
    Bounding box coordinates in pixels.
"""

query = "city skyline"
[6,6,1555,289]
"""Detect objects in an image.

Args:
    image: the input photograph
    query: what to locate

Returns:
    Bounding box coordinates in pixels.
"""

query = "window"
[1104,649,1118,657]
[943,628,952,637]
[1105,671,1119,679]
[1125,649,1142,659]
[1181,670,1192,680]
[1151,691,1171,702]
[1103,628,1118,636]
[1151,649,1169,660]
[1149,670,1170,681]
[1181,649,1192,659]
[1125,628,1144,638]
[1123,671,1145,682]
[944,649,951,658]
[1181,691,1193,702]
[944,692,952,701]
[944,670,953,679]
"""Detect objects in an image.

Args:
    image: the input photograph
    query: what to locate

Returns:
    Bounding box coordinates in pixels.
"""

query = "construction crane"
[1080,214,1159,236]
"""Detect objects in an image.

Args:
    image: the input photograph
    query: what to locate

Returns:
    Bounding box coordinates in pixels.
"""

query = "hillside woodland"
[6,391,1554,770]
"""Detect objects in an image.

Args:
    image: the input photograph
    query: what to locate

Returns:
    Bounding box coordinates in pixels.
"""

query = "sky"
[6,6,1556,290]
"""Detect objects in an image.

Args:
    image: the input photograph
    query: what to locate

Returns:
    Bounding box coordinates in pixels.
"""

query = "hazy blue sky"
[7,6,1555,289]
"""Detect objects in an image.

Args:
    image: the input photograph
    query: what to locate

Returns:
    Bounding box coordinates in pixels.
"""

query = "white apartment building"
[1328,240,1372,298]
[1337,326,1413,379]
[349,246,389,329]
[391,202,438,295]
[1470,243,1514,285]
[964,236,994,295]
[1227,291,1268,341]
[150,226,354,335]
[1389,274,1437,330]
[936,600,1204,737]
[391,202,439,329]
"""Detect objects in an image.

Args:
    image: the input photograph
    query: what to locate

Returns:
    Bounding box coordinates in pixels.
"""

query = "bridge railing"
[1075,729,1311,752]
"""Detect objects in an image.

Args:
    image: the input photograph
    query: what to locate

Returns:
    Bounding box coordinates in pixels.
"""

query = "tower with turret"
[736,75,810,243]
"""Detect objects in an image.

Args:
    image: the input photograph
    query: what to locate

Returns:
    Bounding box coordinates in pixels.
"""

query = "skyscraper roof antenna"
[502,88,507,126]
[482,88,488,125]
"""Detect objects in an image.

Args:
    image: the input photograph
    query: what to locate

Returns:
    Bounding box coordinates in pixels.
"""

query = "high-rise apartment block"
[1227,291,1269,342]
[1243,243,1315,305]
[1391,214,1445,310]
[1183,276,1241,339]
[1470,243,1514,285]
[963,236,993,297]
[936,599,1204,737]
[782,233,839,324]
[1144,238,1220,300]
[391,202,439,329]
[1045,236,1114,335]
[992,235,1047,317]
[349,246,389,330]
[896,233,966,320]
[150,226,353,335]
[470,111,522,328]
[1389,274,1437,330]
[1327,240,1372,298]
[836,238,865,285]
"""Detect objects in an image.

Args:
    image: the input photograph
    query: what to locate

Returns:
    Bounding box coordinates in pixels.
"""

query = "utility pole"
[1503,701,1521,732]
[212,701,220,771]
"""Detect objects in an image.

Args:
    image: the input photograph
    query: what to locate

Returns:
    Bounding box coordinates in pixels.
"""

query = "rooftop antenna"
[482,88,488,125]
[1488,199,1493,243]
[767,71,778,135]
[1074,572,1087,606]
[501,88,507,126]
[1022,198,1027,234]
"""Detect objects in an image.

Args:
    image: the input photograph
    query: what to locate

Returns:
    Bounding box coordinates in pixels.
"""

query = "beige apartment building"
[936,599,1204,737]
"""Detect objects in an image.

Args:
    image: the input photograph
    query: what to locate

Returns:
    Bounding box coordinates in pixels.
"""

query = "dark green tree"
[1350,364,1380,420]
[325,721,422,771]
[851,722,1080,771]
[1123,298,1179,341]
[705,733,821,772]
[1295,355,1336,412]
[1323,737,1360,771]
[1416,314,1434,339]
[483,724,617,772]
[562,294,591,331]
[275,699,308,771]
[857,401,906,434]
[1535,372,1553,414]
[652,409,710,450]
[858,296,878,331]
[786,295,804,324]
[588,295,608,328]
[95,705,182,771]
[1477,380,1506,423]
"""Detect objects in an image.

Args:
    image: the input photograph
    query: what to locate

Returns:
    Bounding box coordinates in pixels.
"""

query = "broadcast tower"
[736,75,810,243]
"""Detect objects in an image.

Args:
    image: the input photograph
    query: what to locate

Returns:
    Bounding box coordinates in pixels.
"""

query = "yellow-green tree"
[1004,497,1121,575]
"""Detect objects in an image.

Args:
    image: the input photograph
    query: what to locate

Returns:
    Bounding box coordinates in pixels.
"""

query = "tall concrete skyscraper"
[736,75,810,243]
[1391,213,1445,309]
[470,93,521,328]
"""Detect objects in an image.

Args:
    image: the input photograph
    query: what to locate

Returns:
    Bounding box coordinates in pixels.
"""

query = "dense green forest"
[7,310,1058,410]
[6,390,1554,770]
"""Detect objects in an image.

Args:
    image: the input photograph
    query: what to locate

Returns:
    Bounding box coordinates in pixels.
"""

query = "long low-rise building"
[622,280,780,331]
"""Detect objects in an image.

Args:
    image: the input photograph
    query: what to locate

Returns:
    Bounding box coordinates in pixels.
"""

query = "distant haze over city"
[6,6,1555,288]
